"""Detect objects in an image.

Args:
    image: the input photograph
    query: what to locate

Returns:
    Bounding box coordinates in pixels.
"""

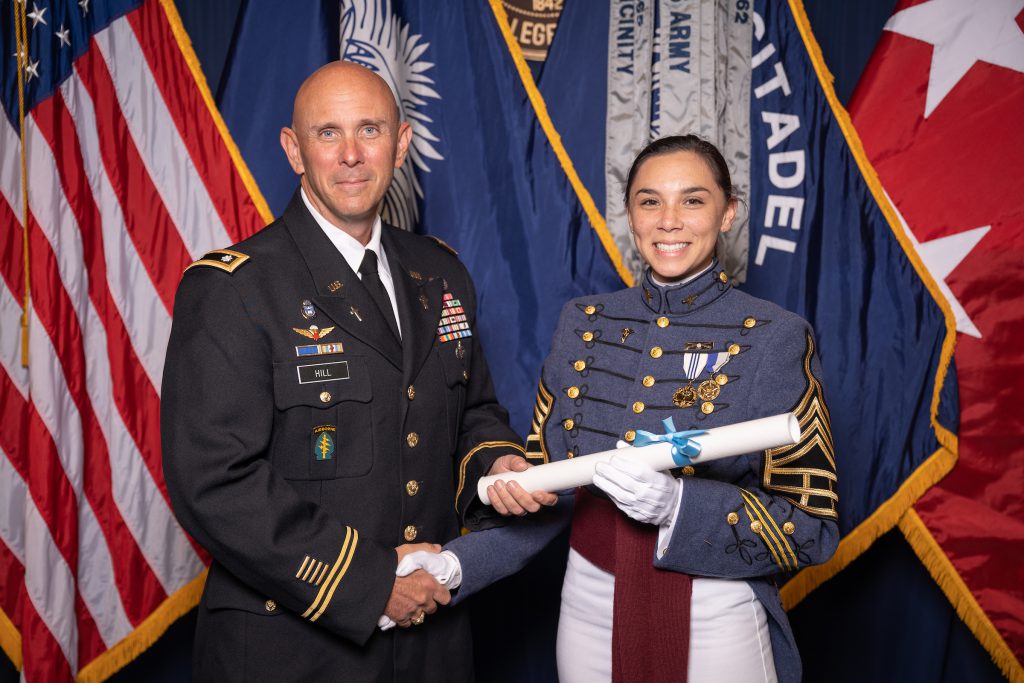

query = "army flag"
[849,0,1024,675]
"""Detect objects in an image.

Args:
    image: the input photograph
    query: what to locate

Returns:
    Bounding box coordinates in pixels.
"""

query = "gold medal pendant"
[673,384,698,408]
[697,379,721,401]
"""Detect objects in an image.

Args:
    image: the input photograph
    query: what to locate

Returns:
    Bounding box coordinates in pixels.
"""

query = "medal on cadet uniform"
[293,325,335,341]
[301,299,316,320]
[673,385,698,408]
[697,379,721,401]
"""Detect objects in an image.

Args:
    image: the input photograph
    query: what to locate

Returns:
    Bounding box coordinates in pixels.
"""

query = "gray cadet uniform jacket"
[447,263,839,683]
[161,193,521,682]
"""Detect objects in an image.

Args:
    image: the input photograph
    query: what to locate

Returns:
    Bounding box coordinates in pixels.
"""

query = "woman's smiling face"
[626,150,737,283]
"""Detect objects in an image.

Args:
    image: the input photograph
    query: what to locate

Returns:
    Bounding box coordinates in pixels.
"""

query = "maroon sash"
[569,487,691,683]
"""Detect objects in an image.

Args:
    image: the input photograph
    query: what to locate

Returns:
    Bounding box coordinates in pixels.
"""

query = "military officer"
[161,61,546,682]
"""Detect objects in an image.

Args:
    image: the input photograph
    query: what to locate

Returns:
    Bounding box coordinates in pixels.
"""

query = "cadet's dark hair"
[623,135,735,206]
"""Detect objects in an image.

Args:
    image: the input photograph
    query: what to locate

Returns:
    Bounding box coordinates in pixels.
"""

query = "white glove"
[377,550,463,631]
[593,453,682,526]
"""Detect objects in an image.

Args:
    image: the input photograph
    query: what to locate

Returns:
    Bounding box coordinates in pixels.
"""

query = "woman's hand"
[593,453,681,526]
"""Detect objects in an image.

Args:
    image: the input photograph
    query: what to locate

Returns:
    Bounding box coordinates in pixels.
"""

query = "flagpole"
[14,0,31,370]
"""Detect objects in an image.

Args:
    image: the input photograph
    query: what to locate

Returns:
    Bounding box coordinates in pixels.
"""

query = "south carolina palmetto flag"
[849,0,1024,676]
[0,0,267,679]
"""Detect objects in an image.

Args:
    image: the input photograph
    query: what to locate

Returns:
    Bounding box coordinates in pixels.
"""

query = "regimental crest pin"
[312,425,336,461]
[293,325,335,341]
[301,299,316,320]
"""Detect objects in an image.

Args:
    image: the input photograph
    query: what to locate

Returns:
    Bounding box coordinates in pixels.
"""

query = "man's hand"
[397,550,463,590]
[396,542,440,564]
[486,454,558,516]
[383,569,450,628]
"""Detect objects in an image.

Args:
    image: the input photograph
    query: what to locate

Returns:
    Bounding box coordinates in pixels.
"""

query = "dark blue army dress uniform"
[161,193,521,682]
[447,262,839,682]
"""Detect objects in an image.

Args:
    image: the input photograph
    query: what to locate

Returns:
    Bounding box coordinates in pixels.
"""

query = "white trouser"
[557,548,777,683]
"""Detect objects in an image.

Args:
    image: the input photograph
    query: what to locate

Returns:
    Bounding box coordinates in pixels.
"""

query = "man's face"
[281,64,412,239]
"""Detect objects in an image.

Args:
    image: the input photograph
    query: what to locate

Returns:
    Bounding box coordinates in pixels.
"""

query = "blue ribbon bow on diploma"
[632,417,706,467]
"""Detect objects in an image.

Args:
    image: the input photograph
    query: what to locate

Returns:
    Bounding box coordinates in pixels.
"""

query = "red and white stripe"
[0,1,266,679]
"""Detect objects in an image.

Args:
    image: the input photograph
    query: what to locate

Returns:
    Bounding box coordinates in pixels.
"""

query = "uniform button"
[719,271,728,283]
[701,402,715,415]
[406,432,419,448]
[632,401,645,414]
[563,418,575,431]
[319,391,332,403]
[743,317,757,329]
[573,360,586,372]
[265,599,277,612]
[726,512,739,525]
[404,525,418,542]
[406,480,420,496]
[681,465,695,477]
[567,386,580,399]
[624,430,636,443]
[783,522,796,535]
[462,370,470,381]
[407,385,416,400]
[656,316,670,328]
[567,450,575,459]
[715,373,729,386]
[582,331,594,342]
[642,375,655,387]
[728,343,741,355]
[750,520,764,534]
[584,305,596,315]
[650,346,663,359]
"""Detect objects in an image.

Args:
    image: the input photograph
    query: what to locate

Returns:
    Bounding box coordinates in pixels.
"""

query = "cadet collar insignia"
[327,280,343,293]
[293,325,335,341]
[684,294,698,307]
[437,292,472,342]
[301,299,316,320]
[312,425,336,461]
[185,248,250,274]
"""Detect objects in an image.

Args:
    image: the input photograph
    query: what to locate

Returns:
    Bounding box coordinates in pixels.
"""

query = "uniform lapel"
[282,194,403,371]
[382,226,444,386]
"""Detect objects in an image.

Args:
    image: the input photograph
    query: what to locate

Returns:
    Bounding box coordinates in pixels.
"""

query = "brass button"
[624,430,636,443]
[656,316,670,328]
[407,384,416,400]
[750,520,764,534]
[265,599,277,612]
[701,402,715,415]
[642,375,655,388]
[649,346,663,359]
[573,360,586,372]
[681,465,695,477]
[632,401,645,414]
[406,432,420,448]
[783,522,795,535]
[726,512,739,525]
[584,305,596,315]
[406,480,420,496]
[404,525,418,542]
[715,373,729,386]
[319,391,332,403]
[728,343,741,355]
[582,331,594,342]
[743,317,757,329]
[563,418,575,431]
[567,450,575,459]
[718,271,728,283]
[567,386,580,399]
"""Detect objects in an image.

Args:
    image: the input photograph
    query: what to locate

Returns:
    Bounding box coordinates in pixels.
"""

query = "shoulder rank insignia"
[427,235,458,256]
[185,249,250,274]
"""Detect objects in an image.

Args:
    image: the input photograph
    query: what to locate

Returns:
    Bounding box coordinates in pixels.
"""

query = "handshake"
[377,543,463,630]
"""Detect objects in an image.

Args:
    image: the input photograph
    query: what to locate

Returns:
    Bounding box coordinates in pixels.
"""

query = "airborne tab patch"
[185,249,250,274]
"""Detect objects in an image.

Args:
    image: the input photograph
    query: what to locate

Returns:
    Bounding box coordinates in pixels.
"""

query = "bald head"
[292,61,400,131]
[280,60,412,241]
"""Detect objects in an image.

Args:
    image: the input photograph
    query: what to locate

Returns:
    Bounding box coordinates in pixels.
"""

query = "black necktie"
[358,249,401,341]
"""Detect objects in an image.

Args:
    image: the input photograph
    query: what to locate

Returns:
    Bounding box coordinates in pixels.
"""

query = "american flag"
[0,0,269,679]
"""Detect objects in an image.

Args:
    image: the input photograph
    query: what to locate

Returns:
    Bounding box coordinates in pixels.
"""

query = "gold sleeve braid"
[762,333,838,519]
[524,378,554,464]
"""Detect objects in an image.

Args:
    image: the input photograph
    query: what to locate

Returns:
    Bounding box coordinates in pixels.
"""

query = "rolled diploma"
[478,412,800,505]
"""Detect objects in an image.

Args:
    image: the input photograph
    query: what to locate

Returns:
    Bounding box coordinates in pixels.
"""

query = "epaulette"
[427,235,458,257]
[185,249,251,274]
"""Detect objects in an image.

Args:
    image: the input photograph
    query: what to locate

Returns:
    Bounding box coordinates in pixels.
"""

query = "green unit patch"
[312,425,337,461]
